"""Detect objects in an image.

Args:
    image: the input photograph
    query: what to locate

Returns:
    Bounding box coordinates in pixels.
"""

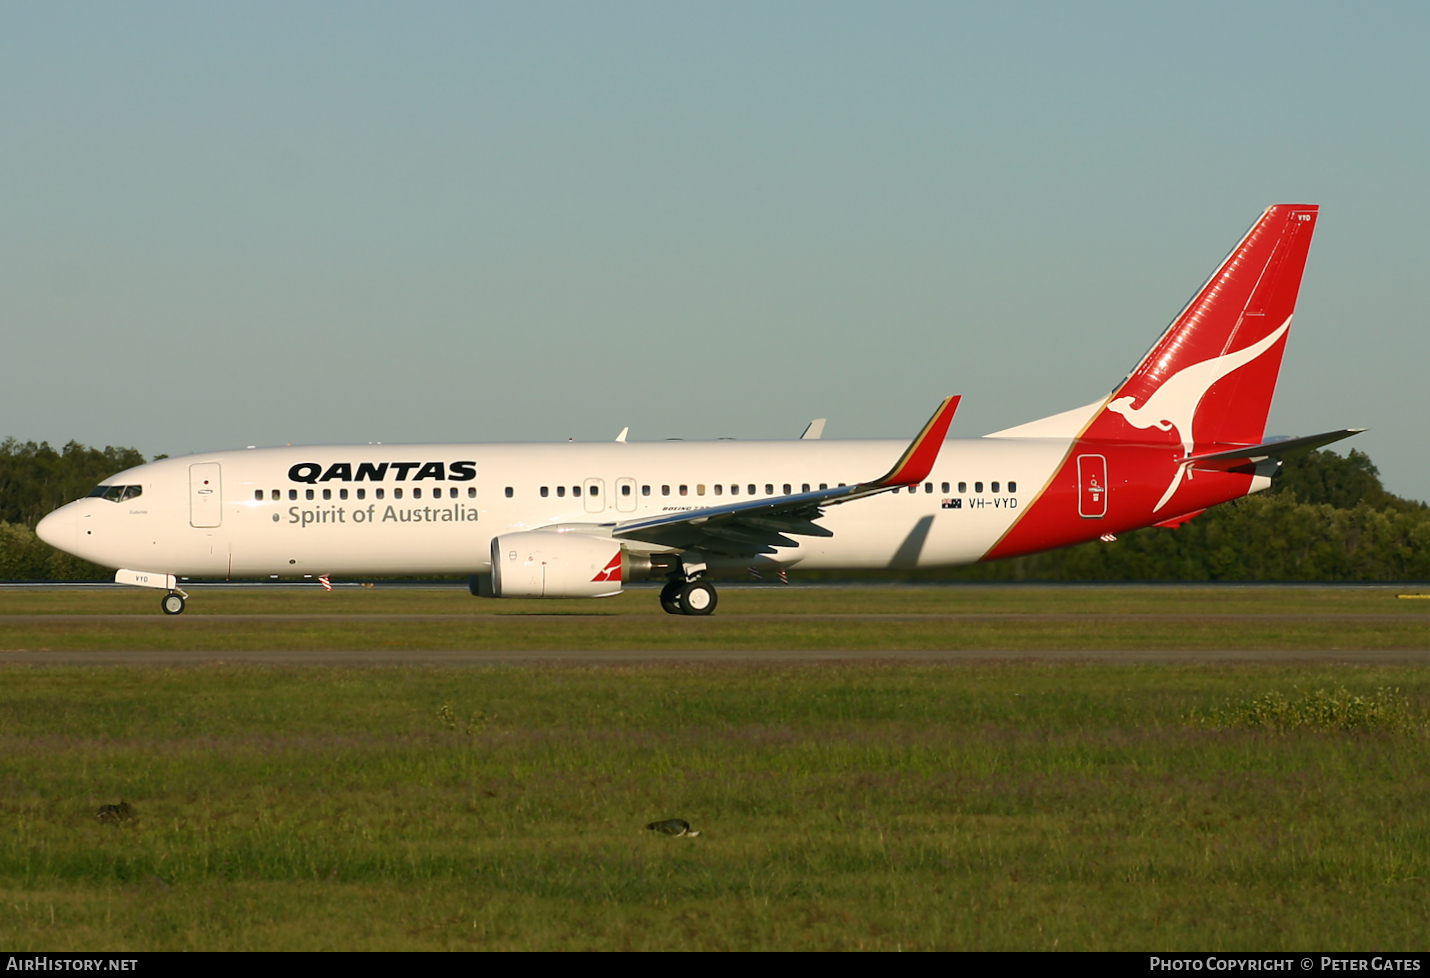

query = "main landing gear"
[161,592,186,616]
[659,579,718,617]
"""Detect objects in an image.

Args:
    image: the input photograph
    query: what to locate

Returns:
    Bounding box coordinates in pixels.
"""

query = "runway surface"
[5,612,1430,623]
[2,648,1429,665]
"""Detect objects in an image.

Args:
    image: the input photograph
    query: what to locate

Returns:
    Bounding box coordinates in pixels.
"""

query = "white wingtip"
[615,427,629,443]
[800,419,826,440]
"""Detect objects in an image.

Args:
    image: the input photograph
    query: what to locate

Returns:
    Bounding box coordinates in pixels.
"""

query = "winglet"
[800,419,826,440]
[868,396,960,488]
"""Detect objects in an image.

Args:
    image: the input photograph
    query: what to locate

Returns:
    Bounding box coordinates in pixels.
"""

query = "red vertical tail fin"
[1097,204,1319,454]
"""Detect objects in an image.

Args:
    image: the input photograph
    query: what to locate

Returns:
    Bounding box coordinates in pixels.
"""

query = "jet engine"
[488,531,658,598]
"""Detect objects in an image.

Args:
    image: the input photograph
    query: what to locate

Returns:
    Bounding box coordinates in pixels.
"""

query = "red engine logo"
[591,552,623,582]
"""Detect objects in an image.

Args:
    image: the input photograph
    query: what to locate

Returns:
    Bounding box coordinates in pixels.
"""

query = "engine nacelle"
[490,531,655,598]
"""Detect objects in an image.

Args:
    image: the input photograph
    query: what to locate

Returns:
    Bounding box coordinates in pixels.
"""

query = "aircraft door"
[1077,455,1107,519]
[189,463,223,527]
[583,478,605,514]
[615,477,637,513]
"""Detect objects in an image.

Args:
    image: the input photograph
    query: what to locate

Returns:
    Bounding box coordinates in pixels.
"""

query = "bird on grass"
[96,801,133,824]
[646,818,700,837]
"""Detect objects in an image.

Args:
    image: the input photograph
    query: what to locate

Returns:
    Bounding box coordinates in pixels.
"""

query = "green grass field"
[1,587,1429,950]
[2,584,1430,651]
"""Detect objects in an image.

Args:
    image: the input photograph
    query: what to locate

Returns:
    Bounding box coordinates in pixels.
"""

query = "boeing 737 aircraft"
[37,204,1359,616]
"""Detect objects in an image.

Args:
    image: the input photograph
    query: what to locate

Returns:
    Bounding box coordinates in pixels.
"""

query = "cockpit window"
[88,485,141,503]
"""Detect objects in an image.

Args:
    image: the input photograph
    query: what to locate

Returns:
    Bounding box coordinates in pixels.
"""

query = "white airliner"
[37,205,1359,616]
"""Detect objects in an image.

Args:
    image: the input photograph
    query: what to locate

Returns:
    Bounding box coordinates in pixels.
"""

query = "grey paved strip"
[2,613,1430,624]
[1,649,1429,666]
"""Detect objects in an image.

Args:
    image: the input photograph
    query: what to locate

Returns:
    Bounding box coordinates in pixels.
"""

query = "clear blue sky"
[3,3,1427,497]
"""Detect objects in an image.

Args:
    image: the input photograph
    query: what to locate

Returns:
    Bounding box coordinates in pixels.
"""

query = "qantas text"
[287,461,476,484]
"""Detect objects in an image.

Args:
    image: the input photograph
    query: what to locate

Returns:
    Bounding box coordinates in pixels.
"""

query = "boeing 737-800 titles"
[37,205,1360,616]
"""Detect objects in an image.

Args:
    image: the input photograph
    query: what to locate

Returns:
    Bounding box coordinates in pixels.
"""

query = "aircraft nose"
[36,506,76,552]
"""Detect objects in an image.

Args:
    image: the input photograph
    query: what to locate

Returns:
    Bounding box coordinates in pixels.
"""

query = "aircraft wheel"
[161,592,186,616]
[659,580,683,615]
[679,581,718,616]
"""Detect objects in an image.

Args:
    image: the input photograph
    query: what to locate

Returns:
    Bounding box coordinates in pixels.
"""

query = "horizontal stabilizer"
[1186,429,1365,471]
[1153,509,1205,529]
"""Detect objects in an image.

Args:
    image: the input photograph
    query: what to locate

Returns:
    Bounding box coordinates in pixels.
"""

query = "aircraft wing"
[609,396,960,555]
[1186,428,1365,472]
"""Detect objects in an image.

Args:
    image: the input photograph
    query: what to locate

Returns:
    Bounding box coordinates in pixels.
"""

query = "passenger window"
[306,489,314,500]
[765,484,773,495]
[991,482,1000,493]
[642,485,650,496]
[573,486,582,497]
[819,483,827,490]
[290,489,298,501]
[395,488,404,499]
[590,486,599,496]
[679,485,688,496]
[376,488,385,500]
[925,483,933,493]
[272,489,280,501]
[254,490,264,501]
[783,484,791,495]
[340,488,348,500]
[357,489,366,500]
[747,484,756,495]
[1008,481,1017,493]
[414,488,422,499]
[975,482,983,493]
[941,482,950,493]
[728,485,737,496]
[468,487,477,498]
[540,487,548,497]
[696,485,705,496]
[504,487,513,498]
[715,485,724,496]
[958,482,966,494]
[662,486,671,496]
[621,484,631,496]
[802,484,810,493]
[323,489,331,500]
[908,485,916,494]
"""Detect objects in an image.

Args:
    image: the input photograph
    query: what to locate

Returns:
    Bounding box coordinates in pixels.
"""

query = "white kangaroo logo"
[1106,317,1290,512]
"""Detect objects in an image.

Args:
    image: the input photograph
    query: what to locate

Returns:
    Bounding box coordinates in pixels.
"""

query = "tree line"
[826,448,1430,583]
[0,438,151,579]
[0,436,1425,581]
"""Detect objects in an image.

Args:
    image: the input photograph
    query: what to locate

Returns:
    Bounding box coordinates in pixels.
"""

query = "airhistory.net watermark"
[5,959,136,972]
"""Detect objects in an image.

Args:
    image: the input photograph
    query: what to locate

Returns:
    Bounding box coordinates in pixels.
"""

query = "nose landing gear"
[161,592,186,615]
